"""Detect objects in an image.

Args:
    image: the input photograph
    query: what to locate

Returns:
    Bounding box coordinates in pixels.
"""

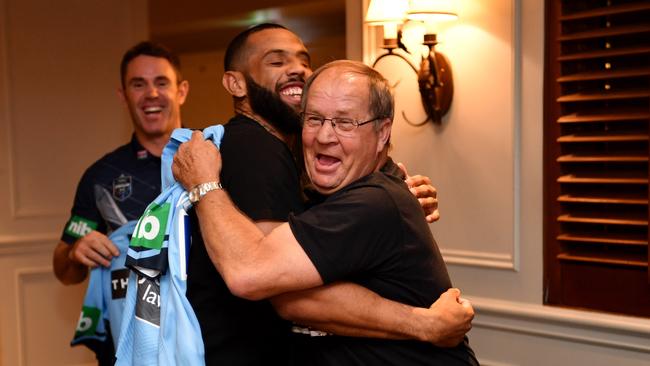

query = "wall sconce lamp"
[365,0,457,125]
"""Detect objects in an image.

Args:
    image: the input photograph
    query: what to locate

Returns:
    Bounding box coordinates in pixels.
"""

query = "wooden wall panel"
[0,0,147,365]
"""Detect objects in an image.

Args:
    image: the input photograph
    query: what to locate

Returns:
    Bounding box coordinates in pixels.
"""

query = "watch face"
[189,190,198,203]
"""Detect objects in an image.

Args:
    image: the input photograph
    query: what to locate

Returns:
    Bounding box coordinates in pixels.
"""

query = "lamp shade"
[365,0,408,24]
[407,0,458,22]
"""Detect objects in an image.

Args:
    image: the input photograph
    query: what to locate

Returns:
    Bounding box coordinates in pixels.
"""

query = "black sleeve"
[60,168,105,244]
[379,157,406,180]
[288,186,402,284]
[220,135,303,222]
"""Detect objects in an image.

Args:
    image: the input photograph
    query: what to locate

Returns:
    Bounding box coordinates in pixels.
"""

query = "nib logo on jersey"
[131,203,170,250]
[74,306,101,338]
[135,274,161,327]
[129,202,168,327]
[65,215,98,239]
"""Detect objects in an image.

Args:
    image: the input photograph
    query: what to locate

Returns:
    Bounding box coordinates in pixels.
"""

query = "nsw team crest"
[113,175,132,201]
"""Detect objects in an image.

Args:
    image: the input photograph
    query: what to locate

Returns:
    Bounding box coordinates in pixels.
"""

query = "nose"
[145,84,159,98]
[287,58,308,79]
[315,119,338,144]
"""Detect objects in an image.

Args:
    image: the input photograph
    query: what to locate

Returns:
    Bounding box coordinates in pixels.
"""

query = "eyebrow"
[154,76,171,83]
[263,49,311,64]
[127,77,146,86]
[127,75,172,85]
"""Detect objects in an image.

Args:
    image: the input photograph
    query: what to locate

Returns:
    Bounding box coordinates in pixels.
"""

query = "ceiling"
[149,0,346,53]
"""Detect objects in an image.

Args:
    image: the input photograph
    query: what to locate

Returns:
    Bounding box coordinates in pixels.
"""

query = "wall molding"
[0,0,62,220]
[362,0,522,271]
[442,249,515,270]
[476,320,650,354]
[15,266,54,366]
[510,0,522,272]
[0,0,16,217]
[0,233,58,256]
[471,296,650,354]
[1,0,145,221]
[479,360,519,366]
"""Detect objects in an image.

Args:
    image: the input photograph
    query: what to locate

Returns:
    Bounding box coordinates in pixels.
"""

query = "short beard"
[245,75,302,136]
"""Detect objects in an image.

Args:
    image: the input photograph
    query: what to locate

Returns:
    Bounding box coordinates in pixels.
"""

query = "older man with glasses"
[173,59,478,365]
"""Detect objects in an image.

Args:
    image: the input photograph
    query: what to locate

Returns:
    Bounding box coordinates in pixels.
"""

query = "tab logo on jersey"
[113,174,132,202]
[111,268,130,299]
[65,216,98,239]
[135,274,160,327]
[74,306,101,337]
[131,203,170,250]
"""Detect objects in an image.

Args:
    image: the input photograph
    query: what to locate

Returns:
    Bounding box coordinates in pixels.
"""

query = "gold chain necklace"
[237,110,285,142]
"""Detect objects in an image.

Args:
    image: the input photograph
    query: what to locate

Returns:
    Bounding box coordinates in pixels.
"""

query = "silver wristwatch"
[188,181,223,204]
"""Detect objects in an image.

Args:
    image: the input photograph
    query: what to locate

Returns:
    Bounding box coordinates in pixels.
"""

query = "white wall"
[0,0,147,364]
[354,0,650,364]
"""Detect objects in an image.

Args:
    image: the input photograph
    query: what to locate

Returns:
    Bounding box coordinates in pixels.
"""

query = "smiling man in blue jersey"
[53,41,189,365]
[54,42,188,286]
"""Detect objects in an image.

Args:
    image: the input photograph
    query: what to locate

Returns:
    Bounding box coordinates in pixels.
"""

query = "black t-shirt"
[187,115,304,365]
[288,169,478,365]
[61,135,161,244]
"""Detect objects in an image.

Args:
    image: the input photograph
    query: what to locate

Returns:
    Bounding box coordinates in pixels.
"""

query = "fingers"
[425,210,440,223]
[79,249,112,268]
[444,287,461,299]
[106,240,120,257]
[69,231,117,268]
[408,179,436,199]
[427,289,474,347]
[173,132,220,190]
[190,130,204,141]
[458,297,475,322]
[405,175,440,222]
[418,196,439,223]
[405,174,433,192]
[172,151,189,188]
[172,155,181,182]
[435,288,474,347]
[420,288,474,347]
[399,169,440,220]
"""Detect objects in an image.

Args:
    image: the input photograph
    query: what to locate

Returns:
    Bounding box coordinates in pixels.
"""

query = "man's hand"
[397,162,440,223]
[68,231,120,268]
[172,130,221,190]
[414,288,474,347]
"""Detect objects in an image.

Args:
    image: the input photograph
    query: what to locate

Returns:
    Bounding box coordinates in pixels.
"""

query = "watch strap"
[189,181,222,203]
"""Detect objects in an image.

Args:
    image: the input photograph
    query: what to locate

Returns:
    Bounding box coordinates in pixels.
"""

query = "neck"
[234,104,288,144]
[374,149,389,172]
[134,130,172,157]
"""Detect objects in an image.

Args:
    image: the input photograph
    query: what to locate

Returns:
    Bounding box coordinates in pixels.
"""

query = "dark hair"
[223,23,289,72]
[120,41,182,89]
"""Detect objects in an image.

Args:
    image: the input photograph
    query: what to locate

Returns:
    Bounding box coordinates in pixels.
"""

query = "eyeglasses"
[301,112,380,137]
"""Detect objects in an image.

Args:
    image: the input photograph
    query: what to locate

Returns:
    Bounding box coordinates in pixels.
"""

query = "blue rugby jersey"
[115,126,224,366]
[70,220,137,359]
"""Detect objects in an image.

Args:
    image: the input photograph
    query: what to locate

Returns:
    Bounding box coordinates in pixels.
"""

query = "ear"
[376,118,392,153]
[177,79,190,105]
[222,71,247,98]
[117,87,126,104]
